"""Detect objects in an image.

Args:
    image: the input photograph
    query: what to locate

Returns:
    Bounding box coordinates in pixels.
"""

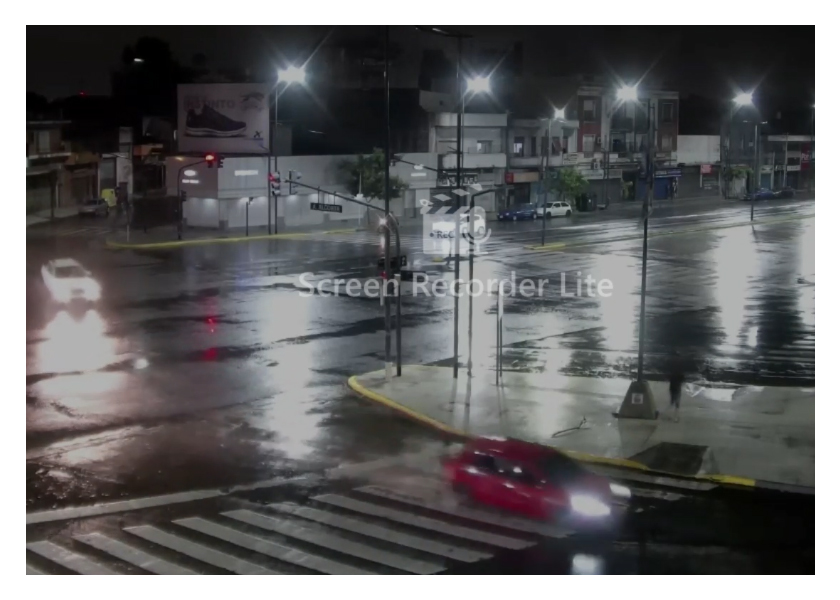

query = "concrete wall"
[676,135,720,165]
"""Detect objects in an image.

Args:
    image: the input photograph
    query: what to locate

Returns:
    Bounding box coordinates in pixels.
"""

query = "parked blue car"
[742,188,776,201]
[498,204,538,221]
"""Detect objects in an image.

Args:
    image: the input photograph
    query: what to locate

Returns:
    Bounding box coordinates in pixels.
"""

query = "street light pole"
[383,25,393,380]
[540,118,551,246]
[637,98,653,382]
[752,121,758,221]
[453,34,463,379]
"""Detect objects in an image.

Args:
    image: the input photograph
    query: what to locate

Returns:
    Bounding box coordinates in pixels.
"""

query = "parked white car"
[537,201,573,218]
[41,258,101,303]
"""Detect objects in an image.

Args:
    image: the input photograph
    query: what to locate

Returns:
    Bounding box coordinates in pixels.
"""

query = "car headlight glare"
[610,483,632,499]
[569,494,610,518]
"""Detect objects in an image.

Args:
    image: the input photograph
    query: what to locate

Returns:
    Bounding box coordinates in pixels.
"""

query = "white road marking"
[26,475,312,525]
[313,494,534,550]
[26,541,120,575]
[26,490,223,525]
[357,485,569,539]
[224,509,445,574]
[175,517,372,575]
[125,525,279,575]
[269,502,489,562]
[74,532,197,575]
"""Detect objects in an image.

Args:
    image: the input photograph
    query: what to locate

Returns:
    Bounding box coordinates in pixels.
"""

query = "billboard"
[177,84,270,155]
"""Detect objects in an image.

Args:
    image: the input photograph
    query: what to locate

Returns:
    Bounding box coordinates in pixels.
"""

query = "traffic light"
[288,170,302,195]
[218,155,225,168]
[205,153,216,168]
[180,190,187,203]
[269,172,281,196]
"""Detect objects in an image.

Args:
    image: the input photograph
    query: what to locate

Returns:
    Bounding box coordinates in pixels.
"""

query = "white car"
[41,258,101,303]
[537,201,573,218]
[431,213,487,238]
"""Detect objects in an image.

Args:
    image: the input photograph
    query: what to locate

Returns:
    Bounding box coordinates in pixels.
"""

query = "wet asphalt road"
[26,198,815,573]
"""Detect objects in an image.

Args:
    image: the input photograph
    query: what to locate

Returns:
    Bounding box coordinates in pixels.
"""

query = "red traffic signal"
[205,153,216,167]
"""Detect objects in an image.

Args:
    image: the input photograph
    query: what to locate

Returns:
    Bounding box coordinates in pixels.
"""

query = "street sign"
[310,202,342,213]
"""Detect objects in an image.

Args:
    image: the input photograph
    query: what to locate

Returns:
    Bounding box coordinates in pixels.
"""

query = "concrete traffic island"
[349,365,814,491]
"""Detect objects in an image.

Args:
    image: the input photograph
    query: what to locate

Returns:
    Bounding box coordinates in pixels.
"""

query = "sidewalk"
[105,221,369,249]
[26,207,77,228]
[349,366,814,491]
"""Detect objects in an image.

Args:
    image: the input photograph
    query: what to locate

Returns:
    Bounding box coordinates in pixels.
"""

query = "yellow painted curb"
[526,213,814,252]
[106,231,319,250]
[347,371,763,490]
[322,228,364,236]
[347,376,465,437]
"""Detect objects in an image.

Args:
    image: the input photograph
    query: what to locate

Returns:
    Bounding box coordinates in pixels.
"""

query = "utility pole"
[637,97,653,382]
[383,25,393,380]
[752,121,759,221]
[540,118,551,246]
[452,34,464,379]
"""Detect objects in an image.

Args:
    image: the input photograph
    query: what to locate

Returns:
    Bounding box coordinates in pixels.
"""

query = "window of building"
[583,134,596,153]
[37,130,51,153]
[661,135,673,151]
[513,137,524,157]
[551,136,561,154]
[583,99,596,122]
[476,140,493,154]
[530,136,537,156]
[541,136,548,155]
[661,102,674,123]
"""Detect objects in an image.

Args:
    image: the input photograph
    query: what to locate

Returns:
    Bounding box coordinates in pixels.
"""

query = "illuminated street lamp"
[270,65,306,233]
[466,75,491,94]
[616,84,638,103]
[725,90,757,201]
[540,106,567,246]
[601,84,639,216]
[734,92,753,107]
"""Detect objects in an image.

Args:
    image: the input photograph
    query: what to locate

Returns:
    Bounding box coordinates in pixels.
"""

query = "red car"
[442,437,630,522]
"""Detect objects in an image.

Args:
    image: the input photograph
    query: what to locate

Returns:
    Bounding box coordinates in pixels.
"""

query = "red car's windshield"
[538,454,585,484]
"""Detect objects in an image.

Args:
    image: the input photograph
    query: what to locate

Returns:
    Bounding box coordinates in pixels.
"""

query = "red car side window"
[471,453,496,472]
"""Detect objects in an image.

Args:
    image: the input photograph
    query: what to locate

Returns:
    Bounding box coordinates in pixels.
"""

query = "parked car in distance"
[742,188,776,201]
[442,436,630,523]
[776,187,796,199]
[498,204,538,221]
[78,198,110,217]
[537,201,573,218]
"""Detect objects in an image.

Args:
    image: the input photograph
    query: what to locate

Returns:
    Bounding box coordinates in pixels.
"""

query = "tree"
[545,167,588,201]
[339,148,406,203]
[723,165,752,182]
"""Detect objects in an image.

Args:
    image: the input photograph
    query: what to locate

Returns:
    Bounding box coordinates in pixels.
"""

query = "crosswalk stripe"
[74,532,197,575]
[26,564,45,575]
[269,502,489,562]
[313,494,534,550]
[175,517,373,575]
[125,524,279,575]
[26,541,120,575]
[356,485,568,539]
[223,509,444,574]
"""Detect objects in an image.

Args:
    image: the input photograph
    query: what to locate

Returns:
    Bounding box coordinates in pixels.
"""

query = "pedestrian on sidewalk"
[668,351,685,421]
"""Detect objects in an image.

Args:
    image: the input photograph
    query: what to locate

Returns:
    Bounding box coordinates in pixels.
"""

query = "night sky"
[27,25,813,105]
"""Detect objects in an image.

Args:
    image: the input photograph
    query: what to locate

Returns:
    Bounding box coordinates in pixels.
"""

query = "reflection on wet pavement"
[26,203,815,510]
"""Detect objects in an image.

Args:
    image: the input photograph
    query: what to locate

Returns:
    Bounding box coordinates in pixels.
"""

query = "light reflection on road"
[38,309,118,374]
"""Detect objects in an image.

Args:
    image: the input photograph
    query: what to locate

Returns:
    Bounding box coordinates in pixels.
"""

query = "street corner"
[347,367,468,438]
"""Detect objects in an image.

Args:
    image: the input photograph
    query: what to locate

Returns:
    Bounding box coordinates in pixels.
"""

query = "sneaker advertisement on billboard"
[177,84,270,154]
